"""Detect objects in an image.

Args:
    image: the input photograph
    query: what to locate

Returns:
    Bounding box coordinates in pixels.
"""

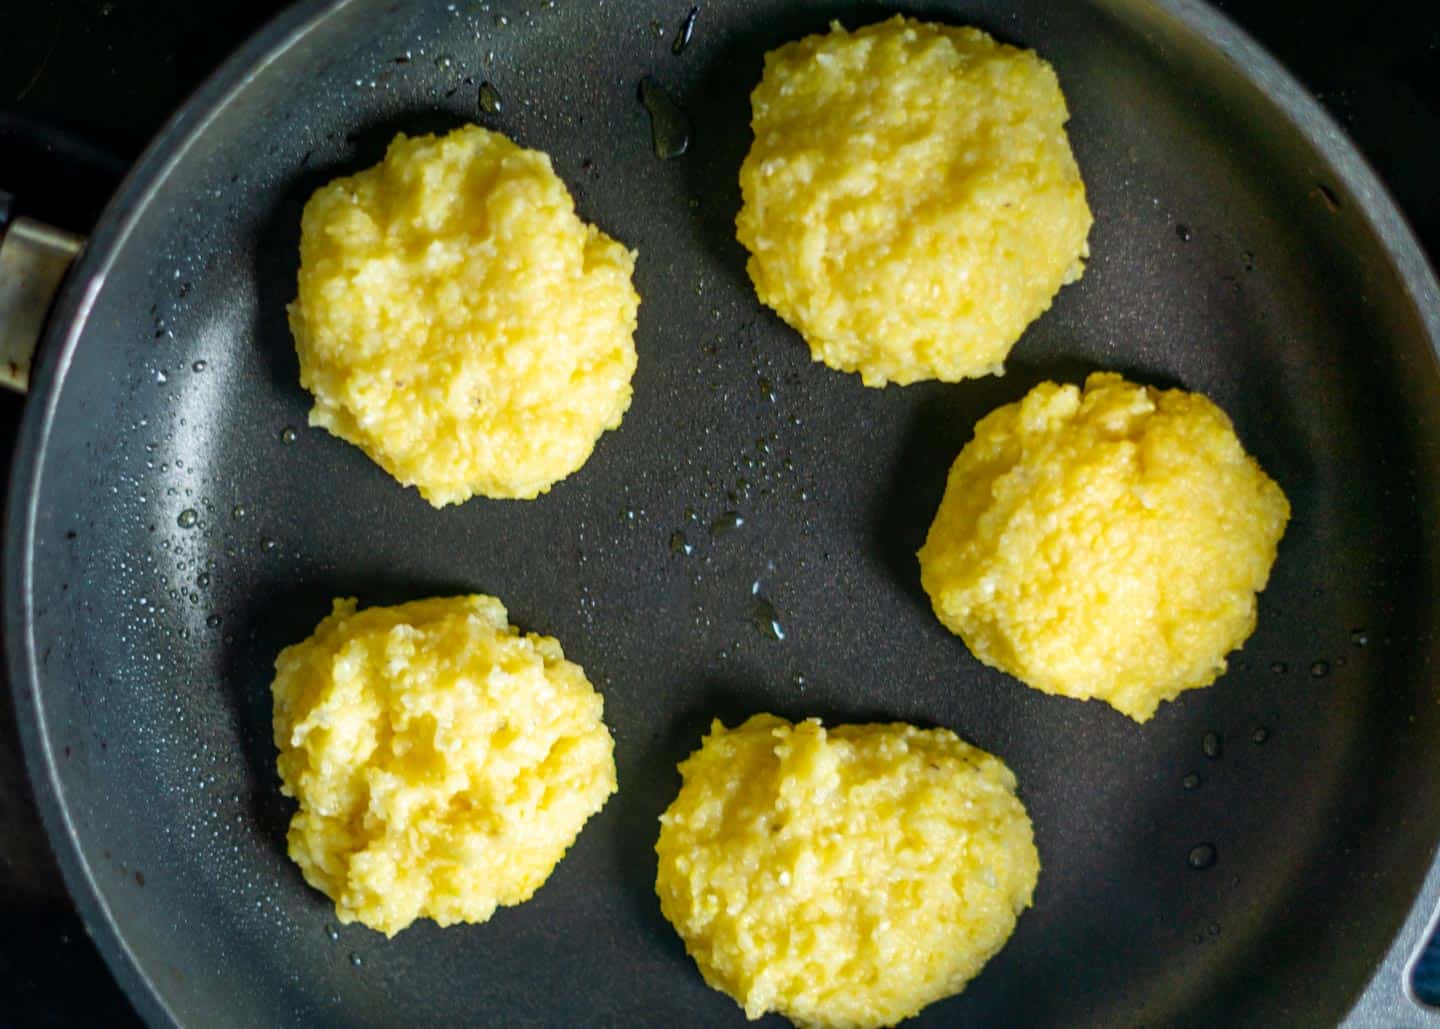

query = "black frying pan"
[5,0,1440,1025]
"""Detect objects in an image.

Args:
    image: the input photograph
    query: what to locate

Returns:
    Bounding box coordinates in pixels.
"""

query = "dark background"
[0,0,1436,1024]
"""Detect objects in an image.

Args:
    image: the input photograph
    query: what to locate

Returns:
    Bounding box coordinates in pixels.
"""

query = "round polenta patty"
[736,16,1092,387]
[271,595,616,936]
[918,373,1290,723]
[656,715,1039,1028]
[288,125,639,506]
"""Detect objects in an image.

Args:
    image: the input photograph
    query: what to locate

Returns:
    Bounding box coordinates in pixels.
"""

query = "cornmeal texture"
[656,715,1039,1028]
[271,595,616,936]
[918,373,1290,722]
[289,126,639,505]
[736,16,1092,386]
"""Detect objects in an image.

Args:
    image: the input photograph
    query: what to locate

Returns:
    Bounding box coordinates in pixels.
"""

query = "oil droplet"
[259,537,277,554]
[1202,732,1222,760]
[349,953,363,967]
[710,510,744,536]
[478,81,502,115]
[326,925,339,942]
[233,505,247,519]
[1270,661,1287,675]
[280,427,298,444]
[192,360,207,372]
[196,572,210,588]
[1176,223,1193,242]
[176,509,198,529]
[1182,773,1201,791]
[750,596,785,641]
[793,673,807,690]
[1188,843,1217,870]
[1351,628,1369,648]
[638,76,691,159]
[206,614,222,629]
[668,531,693,556]
[671,6,698,55]
[1310,660,1330,678]
[1251,727,1269,744]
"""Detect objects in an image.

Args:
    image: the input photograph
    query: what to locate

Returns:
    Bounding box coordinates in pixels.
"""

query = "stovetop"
[0,0,1436,1024]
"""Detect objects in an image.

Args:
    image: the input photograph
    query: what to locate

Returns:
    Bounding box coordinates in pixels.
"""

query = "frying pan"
[5,0,1440,1024]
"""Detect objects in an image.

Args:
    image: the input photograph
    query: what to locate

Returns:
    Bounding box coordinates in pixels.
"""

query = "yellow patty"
[270,595,616,936]
[918,373,1290,722]
[656,715,1039,1028]
[288,126,639,506]
[736,16,1092,387]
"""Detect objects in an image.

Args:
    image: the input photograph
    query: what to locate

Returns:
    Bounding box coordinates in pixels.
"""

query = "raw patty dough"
[918,373,1291,722]
[736,16,1092,387]
[270,595,616,936]
[288,125,639,506]
[655,715,1039,1028]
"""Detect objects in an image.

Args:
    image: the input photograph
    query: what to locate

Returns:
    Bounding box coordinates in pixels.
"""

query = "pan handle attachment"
[0,190,84,394]
[1346,858,1440,1027]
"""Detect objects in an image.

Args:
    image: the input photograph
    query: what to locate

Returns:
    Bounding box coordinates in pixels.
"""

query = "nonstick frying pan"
[6,0,1440,1025]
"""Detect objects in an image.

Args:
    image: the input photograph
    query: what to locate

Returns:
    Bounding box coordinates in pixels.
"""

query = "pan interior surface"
[12,0,1440,1025]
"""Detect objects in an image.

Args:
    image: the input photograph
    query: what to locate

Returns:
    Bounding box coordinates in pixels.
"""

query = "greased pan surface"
[8,0,1440,1025]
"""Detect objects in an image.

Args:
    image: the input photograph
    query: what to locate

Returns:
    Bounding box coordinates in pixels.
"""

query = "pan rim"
[5,0,1440,1025]
[3,3,350,1025]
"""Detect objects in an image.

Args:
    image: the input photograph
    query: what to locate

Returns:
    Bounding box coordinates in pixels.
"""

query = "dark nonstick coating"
[8,0,1440,1025]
